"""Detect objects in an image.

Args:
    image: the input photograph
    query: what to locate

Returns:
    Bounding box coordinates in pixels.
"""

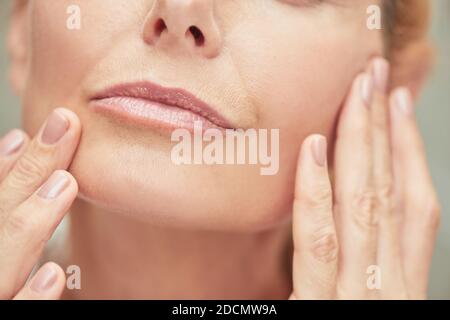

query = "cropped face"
[13,0,383,231]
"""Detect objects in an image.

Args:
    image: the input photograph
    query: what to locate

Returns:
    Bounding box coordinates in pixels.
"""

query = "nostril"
[187,26,205,47]
[154,18,167,37]
[151,20,206,48]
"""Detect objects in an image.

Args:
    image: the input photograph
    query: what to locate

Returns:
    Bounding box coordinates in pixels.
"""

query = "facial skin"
[10,0,383,231]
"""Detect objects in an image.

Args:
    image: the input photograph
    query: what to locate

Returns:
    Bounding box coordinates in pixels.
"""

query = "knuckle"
[375,174,394,199]
[4,211,36,236]
[423,198,441,230]
[0,205,6,218]
[374,181,394,211]
[409,191,441,230]
[12,151,51,184]
[349,188,378,228]
[362,129,372,147]
[310,230,339,264]
[297,183,333,211]
[338,117,370,144]
[372,115,387,132]
[2,211,47,248]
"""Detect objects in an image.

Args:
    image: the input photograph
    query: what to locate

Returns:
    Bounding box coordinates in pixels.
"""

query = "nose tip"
[143,0,222,58]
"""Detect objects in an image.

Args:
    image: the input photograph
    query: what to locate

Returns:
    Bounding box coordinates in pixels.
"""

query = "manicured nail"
[372,58,390,93]
[41,110,69,145]
[394,87,413,115]
[0,130,25,156]
[360,73,374,107]
[30,263,58,293]
[38,171,70,199]
[311,136,327,167]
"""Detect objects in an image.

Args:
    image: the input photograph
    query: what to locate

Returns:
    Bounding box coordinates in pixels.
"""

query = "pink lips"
[90,82,234,131]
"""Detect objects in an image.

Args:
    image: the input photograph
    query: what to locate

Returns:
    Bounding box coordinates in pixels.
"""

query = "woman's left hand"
[290,58,441,300]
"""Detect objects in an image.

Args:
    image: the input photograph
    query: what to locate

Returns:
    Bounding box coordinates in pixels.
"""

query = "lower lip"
[91,97,222,131]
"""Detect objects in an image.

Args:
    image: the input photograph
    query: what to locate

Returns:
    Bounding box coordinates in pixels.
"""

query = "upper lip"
[90,81,234,129]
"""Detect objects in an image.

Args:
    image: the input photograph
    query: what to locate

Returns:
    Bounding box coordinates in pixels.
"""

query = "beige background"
[1,1,449,298]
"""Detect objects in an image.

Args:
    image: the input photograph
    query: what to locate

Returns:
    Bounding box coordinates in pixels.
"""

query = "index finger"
[0,108,81,214]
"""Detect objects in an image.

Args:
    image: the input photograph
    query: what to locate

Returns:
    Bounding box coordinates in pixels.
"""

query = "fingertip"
[296,135,331,202]
[390,87,414,118]
[311,135,327,167]
[389,87,417,151]
[32,262,66,299]
[15,262,66,300]
[49,261,67,284]
[371,57,390,94]
[299,135,328,169]
[53,107,81,134]
[0,129,29,157]
[64,170,79,196]
[10,129,30,142]
[37,261,67,282]
[55,169,79,197]
[338,73,373,135]
[360,72,374,107]
[348,72,374,108]
[35,170,76,201]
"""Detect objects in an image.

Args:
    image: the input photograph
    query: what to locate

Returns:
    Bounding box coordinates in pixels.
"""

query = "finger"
[0,129,29,182]
[390,87,441,299]
[0,108,81,213]
[370,59,407,298]
[334,72,377,299]
[370,59,393,212]
[13,262,66,300]
[0,170,77,299]
[292,135,337,300]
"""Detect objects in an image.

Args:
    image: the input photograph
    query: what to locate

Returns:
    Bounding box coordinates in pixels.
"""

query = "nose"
[143,0,222,58]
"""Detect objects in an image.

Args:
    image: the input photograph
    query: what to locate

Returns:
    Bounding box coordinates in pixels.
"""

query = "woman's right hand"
[0,108,81,300]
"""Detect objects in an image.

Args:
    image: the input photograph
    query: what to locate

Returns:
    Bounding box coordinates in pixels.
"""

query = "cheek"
[23,1,144,133]
[26,1,145,106]
[218,14,376,229]
[29,1,91,95]
[232,23,366,131]
[228,13,372,169]
[225,1,380,133]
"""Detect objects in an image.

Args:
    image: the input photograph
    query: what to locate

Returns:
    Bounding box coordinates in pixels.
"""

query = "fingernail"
[38,171,70,199]
[30,263,58,293]
[372,58,390,93]
[360,73,374,107]
[41,110,69,145]
[0,130,25,156]
[394,87,413,115]
[311,136,327,167]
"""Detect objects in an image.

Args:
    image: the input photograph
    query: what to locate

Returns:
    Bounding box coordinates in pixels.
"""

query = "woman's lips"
[90,82,234,131]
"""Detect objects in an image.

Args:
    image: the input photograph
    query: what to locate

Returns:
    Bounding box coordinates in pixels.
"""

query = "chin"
[68,127,295,233]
